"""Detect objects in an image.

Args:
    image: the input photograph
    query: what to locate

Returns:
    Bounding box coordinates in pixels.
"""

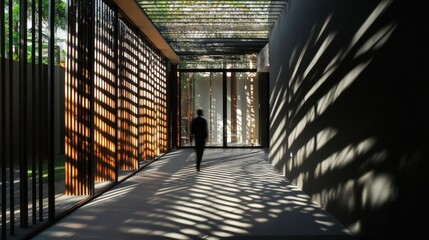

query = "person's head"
[197,109,203,116]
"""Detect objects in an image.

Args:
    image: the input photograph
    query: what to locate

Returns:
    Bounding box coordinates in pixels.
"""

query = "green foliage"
[3,0,67,64]
[27,155,65,183]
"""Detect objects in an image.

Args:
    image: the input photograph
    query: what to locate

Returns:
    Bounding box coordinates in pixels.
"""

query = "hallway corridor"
[31,149,355,239]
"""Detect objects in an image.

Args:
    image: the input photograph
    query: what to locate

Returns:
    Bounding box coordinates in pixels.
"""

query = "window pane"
[180,71,260,147]
[227,72,260,146]
[180,72,223,146]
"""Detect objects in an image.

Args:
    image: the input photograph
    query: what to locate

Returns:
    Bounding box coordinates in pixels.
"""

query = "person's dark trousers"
[195,146,204,171]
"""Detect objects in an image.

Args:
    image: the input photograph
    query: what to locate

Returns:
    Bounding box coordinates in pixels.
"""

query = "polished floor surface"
[32,148,355,240]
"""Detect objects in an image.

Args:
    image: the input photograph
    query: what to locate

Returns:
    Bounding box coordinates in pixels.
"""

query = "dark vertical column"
[78,0,84,195]
[231,72,237,143]
[8,0,15,233]
[113,7,119,182]
[65,0,72,196]
[119,23,123,172]
[19,0,29,228]
[258,72,269,148]
[38,0,43,220]
[168,63,178,150]
[222,71,227,147]
[31,0,37,225]
[47,0,56,220]
[1,0,6,238]
[88,0,95,195]
[76,0,82,196]
[93,0,99,181]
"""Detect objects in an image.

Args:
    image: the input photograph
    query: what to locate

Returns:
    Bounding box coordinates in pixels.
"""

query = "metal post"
[47,0,56,221]
[1,0,7,237]
[19,0,29,228]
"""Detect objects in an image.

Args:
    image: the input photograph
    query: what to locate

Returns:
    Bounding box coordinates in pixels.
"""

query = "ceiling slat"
[137,0,289,66]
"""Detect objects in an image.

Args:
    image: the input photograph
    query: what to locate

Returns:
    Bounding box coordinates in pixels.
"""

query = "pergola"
[137,0,289,67]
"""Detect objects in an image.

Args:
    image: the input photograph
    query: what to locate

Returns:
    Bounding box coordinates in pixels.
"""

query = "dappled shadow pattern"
[269,0,429,239]
[33,149,354,240]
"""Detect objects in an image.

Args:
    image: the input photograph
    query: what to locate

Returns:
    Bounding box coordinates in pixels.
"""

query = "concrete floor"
[31,148,355,240]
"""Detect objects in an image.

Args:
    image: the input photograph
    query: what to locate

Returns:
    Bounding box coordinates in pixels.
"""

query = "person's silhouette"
[191,109,208,171]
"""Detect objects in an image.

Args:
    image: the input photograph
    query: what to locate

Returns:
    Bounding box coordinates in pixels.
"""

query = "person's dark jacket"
[191,116,208,147]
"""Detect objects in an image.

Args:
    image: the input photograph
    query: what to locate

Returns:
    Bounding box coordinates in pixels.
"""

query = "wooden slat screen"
[93,0,117,181]
[118,21,140,170]
[65,0,95,195]
[2,0,170,237]
[66,0,169,195]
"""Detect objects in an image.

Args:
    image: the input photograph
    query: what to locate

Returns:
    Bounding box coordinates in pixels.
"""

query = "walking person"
[191,109,208,171]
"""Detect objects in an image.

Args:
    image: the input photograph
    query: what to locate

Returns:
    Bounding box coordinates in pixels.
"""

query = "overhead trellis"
[136,0,289,67]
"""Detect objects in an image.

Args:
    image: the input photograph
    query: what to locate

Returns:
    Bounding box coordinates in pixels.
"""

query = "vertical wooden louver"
[1,0,169,237]
[93,0,117,182]
[139,44,151,161]
[65,0,169,195]
[65,0,95,195]
[118,22,139,170]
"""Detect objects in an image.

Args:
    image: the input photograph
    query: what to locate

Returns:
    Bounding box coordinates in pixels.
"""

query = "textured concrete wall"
[268,0,429,239]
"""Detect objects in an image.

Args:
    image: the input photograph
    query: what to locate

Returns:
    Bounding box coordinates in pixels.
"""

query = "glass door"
[180,72,223,146]
[226,72,260,146]
[179,70,260,147]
